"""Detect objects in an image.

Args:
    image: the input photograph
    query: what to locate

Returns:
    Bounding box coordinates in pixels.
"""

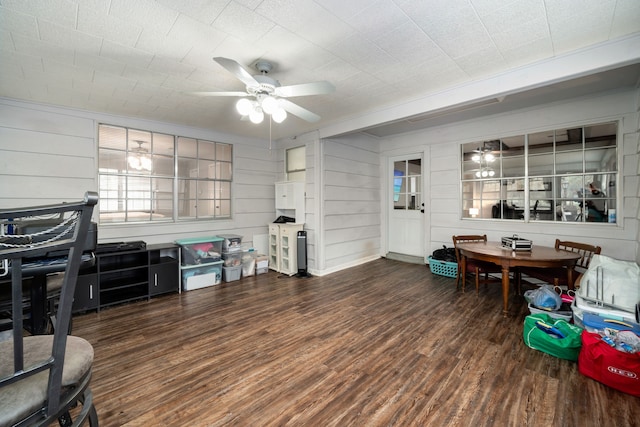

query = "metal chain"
[0,212,79,248]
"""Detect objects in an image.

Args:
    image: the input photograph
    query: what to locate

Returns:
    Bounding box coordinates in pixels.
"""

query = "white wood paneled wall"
[320,135,381,272]
[0,102,96,205]
[0,98,275,249]
[380,88,640,263]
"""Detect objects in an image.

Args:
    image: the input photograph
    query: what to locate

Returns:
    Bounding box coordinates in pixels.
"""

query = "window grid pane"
[98,124,232,223]
[461,122,617,224]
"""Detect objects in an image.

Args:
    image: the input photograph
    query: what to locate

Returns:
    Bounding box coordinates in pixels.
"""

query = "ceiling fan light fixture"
[236,98,253,116]
[209,57,334,124]
[249,106,264,124]
[128,141,152,171]
[127,154,152,171]
[128,155,141,170]
[140,155,152,171]
[272,107,287,123]
[261,95,278,115]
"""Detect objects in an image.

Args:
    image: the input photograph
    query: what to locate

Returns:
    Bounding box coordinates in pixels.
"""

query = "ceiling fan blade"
[190,91,249,97]
[213,57,259,87]
[275,81,335,98]
[279,99,321,122]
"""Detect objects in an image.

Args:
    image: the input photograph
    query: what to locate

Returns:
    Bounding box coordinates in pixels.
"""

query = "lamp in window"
[469,207,479,217]
[128,140,152,171]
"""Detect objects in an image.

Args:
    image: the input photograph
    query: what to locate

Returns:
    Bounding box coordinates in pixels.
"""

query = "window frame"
[285,145,306,182]
[98,124,233,224]
[460,121,619,224]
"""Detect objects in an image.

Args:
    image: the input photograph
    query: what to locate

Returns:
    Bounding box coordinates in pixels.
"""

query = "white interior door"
[388,155,424,257]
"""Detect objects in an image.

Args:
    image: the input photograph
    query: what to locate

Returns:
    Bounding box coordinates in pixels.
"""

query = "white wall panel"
[324,172,378,188]
[324,238,381,268]
[324,185,378,201]
[325,225,379,245]
[0,103,95,136]
[381,88,640,262]
[324,200,379,216]
[1,151,95,177]
[0,176,95,207]
[0,127,94,156]
[324,155,379,176]
[0,98,276,247]
[319,136,381,274]
[324,213,380,229]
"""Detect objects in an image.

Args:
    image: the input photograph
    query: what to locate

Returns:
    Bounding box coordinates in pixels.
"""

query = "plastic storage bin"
[181,261,223,291]
[223,265,242,282]
[255,255,268,275]
[217,234,243,252]
[175,236,223,265]
[176,237,225,291]
[241,250,256,276]
[428,256,457,278]
[222,251,243,267]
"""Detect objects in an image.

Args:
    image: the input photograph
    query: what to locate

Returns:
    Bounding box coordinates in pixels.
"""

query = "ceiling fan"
[469,140,508,178]
[192,57,335,124]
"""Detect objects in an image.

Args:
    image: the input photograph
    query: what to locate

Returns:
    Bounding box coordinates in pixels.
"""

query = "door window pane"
[393,158,422,210]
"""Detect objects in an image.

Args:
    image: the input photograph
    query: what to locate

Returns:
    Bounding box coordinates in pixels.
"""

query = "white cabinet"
[275,181,304,222]
[269,223,303,276]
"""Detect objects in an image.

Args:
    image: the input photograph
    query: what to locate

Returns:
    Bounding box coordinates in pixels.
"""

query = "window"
[98,124,232,223]
[286,146,305,181]
[461,122,617,223]
[394,158,422,210]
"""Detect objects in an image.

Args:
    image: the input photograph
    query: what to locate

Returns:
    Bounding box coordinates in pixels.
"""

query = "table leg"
[461,256,467,292]
[501,266,510,317]
[567,268,575,290]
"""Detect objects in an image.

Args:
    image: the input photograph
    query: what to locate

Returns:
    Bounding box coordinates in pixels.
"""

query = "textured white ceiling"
[1,0,639,140]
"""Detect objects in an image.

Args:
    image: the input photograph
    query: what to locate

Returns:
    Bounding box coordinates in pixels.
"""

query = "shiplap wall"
[321,134,381,272]
[2,88,637,273]
[0,98,276,248]
[634,87,640,264]
[0,102,96,204]
[379,88,640,262]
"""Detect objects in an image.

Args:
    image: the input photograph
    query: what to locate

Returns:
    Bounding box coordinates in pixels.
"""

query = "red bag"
[578,330,640,396]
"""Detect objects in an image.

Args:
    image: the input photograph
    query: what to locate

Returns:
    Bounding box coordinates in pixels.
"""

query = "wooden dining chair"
[452,235,502,294]
[519,239,601,289]
[0,191,99,427]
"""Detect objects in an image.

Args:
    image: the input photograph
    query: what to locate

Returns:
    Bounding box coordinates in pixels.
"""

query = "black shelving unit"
[149,244,180,296]
[73,243,179,313]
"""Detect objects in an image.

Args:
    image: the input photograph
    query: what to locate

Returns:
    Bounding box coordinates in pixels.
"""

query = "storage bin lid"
[175,236,224,245]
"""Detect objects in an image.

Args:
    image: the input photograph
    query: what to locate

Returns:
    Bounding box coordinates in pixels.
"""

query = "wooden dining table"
[456,241,581,316]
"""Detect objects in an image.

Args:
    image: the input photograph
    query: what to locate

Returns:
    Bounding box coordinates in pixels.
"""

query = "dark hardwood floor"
[72,259,639,427]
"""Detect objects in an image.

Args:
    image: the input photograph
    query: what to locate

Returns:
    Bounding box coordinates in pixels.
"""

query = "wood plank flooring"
[72,259,640,427]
